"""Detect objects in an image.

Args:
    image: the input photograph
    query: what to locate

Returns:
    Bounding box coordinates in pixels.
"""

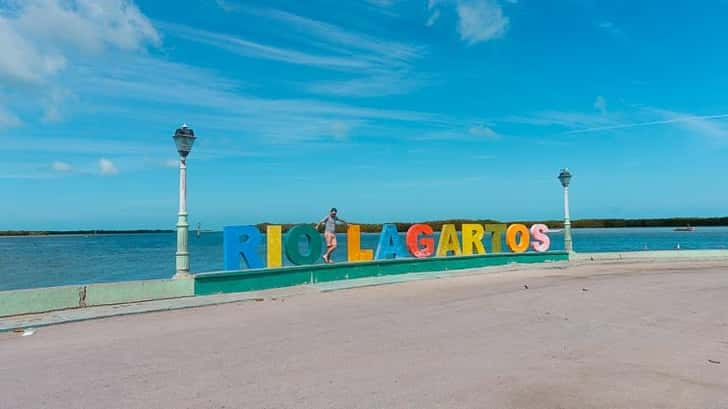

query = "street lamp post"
[558,168,574,254]
[173,124,196,278]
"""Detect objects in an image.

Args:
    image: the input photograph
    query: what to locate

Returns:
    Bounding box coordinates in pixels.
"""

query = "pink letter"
[530,224,551,252]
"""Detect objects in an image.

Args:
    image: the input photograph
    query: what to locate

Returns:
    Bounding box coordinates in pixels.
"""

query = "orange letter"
[406,224,434,258]
[506,224,530,253]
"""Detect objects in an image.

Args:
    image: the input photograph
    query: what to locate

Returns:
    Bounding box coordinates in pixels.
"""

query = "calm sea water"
[1,227,727,291]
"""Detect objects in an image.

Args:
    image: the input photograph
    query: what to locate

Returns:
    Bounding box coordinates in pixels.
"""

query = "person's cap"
[330,207,338,212]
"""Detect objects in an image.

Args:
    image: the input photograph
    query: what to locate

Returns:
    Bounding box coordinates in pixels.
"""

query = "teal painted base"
[194,252,569,296]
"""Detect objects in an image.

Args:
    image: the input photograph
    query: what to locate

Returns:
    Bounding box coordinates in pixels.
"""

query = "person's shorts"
[325,232,337,247]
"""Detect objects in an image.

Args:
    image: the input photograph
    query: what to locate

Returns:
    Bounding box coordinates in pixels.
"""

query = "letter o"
[284,224,323,265]
[506,224,530,253]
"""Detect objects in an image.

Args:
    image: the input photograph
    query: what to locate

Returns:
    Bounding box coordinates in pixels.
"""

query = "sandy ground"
[1,260,727,409]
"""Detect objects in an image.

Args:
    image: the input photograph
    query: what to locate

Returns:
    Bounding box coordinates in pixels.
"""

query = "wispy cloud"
[363,0,397,6]
[426,9,441,26]
[504,111,615,129]
[51,161,73,173]
[158,22,370,71]
[597,21,626,39]
[68,55,442,145]
[305,71,429,97]
[566,111,728,137]
[160,6,426,97]
[0,105,22,127]
[468,125,499,139]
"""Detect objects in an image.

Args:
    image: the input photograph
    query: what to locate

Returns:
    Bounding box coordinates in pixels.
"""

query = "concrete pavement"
[1,260,727,409]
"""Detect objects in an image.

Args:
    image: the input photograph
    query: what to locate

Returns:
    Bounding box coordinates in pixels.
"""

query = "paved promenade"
[1,260,727,408]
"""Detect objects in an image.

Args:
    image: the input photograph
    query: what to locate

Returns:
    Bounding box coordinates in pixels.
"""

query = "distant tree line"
[257,216,728,233]
[0,229,173,236]
[3,217,726,236]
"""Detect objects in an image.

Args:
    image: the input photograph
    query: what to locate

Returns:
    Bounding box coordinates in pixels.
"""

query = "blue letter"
[223,225,264,270]
[375,224,408,260]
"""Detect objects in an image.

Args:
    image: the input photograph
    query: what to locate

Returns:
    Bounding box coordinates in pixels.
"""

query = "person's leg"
[324,233,337,263]
[323,233,335,263]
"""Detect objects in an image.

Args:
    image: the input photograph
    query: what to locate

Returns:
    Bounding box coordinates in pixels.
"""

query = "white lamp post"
[173,124,196,278]
[558,168,574,254]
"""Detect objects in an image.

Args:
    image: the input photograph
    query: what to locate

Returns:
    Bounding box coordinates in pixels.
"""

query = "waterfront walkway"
[1,260,727,408]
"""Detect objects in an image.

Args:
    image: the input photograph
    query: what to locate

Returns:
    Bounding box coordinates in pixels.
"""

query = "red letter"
[406,224,434,258]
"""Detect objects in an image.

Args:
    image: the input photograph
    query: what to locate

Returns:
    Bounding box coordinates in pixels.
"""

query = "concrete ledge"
[0,285,83,317]
[194,251,569,296]
[85,278,194,307]
[574,249,728,262]
[0,278,194,318]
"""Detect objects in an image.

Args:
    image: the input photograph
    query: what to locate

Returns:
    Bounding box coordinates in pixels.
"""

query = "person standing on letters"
[316,208,348,264]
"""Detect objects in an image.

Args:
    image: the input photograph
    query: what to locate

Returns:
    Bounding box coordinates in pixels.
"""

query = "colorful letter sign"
[223,221,553,270]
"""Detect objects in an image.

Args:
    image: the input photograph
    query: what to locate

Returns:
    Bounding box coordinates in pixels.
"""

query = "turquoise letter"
[375,224,408,260]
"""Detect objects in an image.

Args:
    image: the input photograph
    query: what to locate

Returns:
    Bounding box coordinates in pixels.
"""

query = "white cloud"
[0,0,159,87]
[0,0,159,124]
[98,158,119,175]
[51,161,73,172]
[457,0,509,44]
[468,124,498,139]
[594,95,607,115]
[428,0,509,44]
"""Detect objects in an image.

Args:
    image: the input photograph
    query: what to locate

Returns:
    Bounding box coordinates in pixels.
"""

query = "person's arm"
[336,216,349,227]
[315,216,327,230]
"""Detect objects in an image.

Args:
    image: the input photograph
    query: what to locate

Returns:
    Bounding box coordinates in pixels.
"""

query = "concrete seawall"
[2,249,727,319]
[0,279,194,317]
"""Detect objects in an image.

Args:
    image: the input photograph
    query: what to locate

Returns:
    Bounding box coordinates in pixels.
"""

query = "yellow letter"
[484,223,507,253]
[266,225,282,268]
[347,224,373,262]
[461,224,486,255]
[436,224,462,257]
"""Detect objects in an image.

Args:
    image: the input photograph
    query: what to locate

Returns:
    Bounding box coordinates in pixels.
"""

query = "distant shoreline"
[0,230,174,237]
[3,216,727,236]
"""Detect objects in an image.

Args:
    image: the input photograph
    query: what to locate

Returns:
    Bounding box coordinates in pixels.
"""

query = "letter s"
[530,224,551,252]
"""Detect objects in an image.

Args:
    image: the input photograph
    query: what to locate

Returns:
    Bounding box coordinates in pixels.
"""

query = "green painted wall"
[195,251,569,296]
[0,278,195,317]
[0,285,82,317]
[84,279,194,306]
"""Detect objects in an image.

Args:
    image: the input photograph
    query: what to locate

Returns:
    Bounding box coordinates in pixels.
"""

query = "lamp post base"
[173,271,193,279]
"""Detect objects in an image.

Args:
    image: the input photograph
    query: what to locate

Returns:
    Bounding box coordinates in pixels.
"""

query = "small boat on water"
[673,226,695,232]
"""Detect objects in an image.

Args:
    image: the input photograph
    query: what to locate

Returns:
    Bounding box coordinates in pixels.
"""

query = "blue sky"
[1,0,728,229]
